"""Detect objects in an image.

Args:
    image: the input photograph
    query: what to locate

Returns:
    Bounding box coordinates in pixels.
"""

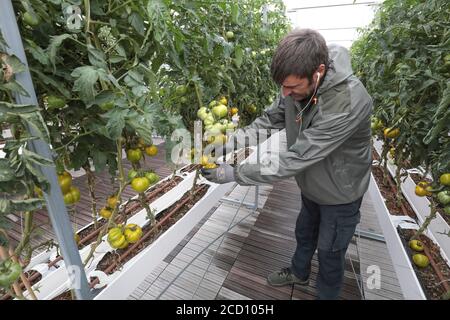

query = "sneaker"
[267,267,309,287]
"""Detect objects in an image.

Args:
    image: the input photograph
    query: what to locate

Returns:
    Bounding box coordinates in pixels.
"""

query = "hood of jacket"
[318,43,354,95]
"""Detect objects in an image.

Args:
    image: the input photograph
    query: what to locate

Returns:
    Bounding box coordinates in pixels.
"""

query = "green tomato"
[440,173,450,186]
[0,259,22,288]
[99,207,112,219]
[226,31,234,40]
[409,240,424,252]
[63,192,75,205]
[131,177,150,193]
[208,123,224,135]
[107,195,118,209]
[47,95,66,109]
[444,206,450,215]
[69,186,81,203]
[58,174,72,194]
[107,227,128,249]
[205,113,214,122]
[180,96,188,104]
[145,172,159,185]
[197,107,209,120]
[99,101,114,111]
[412,253,429,268]
[176,85,187,95]
[212,104,228,119]
[128,169,138,180]
[247,104,257,114]
[23,11,40,27]
[126,149,142,163]
[371,117,383,131]
[437,191,450,206]
[124,224,143,243]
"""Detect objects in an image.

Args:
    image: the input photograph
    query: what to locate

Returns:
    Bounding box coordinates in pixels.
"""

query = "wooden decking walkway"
[129,178,368,300]
[218,179,362,300]
[128,177,404,300]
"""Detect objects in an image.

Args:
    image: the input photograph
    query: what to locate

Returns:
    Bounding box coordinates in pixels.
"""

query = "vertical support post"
[193,120,202,164]
[254,132,260,210]
[0,1,92,300]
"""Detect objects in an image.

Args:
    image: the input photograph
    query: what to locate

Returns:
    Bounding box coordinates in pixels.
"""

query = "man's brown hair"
[271,28,330,85]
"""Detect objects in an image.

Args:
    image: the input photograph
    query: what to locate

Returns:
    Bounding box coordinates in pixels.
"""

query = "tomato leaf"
[234,45,244,68]
[126,115,153,145]
[92,149,108,172]
[71,66,108,104]
[17,112,50,143]
[0,80,29,96]
[129,12,145,36]
[0,159,15,182]
[11,198,46,212]
[47,34,73,72]
[29,68,71,98]
[0,199,11,214]
[22,149,54,167]
[105,108,127,140]
[87,45,108,70]
[2,54,27,74]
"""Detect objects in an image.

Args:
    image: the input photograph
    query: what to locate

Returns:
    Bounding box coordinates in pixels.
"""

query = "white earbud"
[316,72,321,84]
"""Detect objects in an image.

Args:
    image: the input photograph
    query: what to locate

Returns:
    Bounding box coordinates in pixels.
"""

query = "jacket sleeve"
[232,95,286,149]
[234,97,372,185]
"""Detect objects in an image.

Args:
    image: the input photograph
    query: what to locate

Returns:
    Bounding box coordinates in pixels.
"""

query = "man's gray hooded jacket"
[233,44,373,205]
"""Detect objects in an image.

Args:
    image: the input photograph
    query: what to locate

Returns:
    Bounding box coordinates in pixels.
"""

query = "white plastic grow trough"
[373,139,450,264]
[368,173,427,300]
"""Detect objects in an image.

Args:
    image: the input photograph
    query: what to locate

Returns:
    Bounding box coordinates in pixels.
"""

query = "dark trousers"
[291,194,362,300]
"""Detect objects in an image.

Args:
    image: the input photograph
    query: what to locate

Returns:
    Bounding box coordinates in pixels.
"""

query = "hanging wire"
[350,231,366,299]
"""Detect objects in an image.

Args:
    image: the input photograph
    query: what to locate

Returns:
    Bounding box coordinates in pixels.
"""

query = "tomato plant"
[0,0,289,298]
[351,0,449,240]
[352,0,449,178]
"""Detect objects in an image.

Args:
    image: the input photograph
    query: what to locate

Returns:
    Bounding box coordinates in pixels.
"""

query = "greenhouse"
[0,0,448,302]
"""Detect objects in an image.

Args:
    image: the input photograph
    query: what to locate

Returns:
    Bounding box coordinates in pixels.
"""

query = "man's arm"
[234,97,372,185]
[207,95,286,159]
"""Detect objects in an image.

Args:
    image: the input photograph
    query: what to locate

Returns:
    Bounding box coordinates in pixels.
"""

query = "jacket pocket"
[332,154,353,192]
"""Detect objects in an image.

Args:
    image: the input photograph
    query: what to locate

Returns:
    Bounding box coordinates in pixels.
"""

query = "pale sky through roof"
[282,0,382,48]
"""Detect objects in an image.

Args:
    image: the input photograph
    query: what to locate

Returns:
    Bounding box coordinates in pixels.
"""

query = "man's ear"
[317,63,326,80]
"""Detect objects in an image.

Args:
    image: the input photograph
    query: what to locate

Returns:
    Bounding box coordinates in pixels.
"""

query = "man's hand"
[201,163,235,184]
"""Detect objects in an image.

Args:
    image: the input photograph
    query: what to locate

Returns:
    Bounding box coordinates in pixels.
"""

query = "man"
[201,29,373,300]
